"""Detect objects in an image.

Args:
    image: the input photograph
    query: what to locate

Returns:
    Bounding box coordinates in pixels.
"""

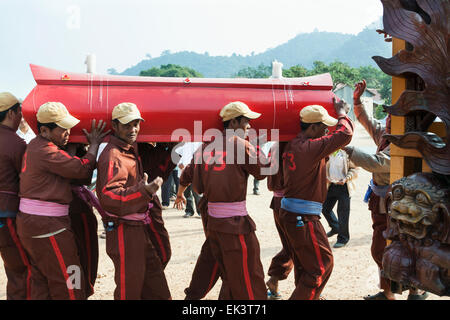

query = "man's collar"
[110,135,137,152]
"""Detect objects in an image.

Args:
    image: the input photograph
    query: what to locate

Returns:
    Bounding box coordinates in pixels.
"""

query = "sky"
[0,0,383,99]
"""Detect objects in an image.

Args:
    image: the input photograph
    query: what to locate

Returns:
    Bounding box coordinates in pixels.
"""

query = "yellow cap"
[36,102,80,129]
[300,105,338,127]
[112,102,144,124]
[0,92,20,112]
[219,101,261,122]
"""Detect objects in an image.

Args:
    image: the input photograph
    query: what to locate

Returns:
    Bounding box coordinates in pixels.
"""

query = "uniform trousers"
[104,219,171,300]
[278,209,334,300]
[0,217,32,299]
[206,215,267,300]
[184,197,221,300]
[267,197,294,281]
[16,212,86,300]
[368,193,390,291]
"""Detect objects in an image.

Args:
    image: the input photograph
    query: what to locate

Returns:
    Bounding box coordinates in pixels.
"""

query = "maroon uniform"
[349,102,392,292]
[266,142,294,282]
[139,142,177,269]
[68,188,99,298]
[17,135,96,300]
[96,136,171,300]
[0,124,31,300]
[179,162,221,300]
[191,135,269,300]
[280,115,353,300]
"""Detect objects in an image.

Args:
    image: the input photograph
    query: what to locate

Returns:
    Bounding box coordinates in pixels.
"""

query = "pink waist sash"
[19,198,69,217]
[208,201,248,218]
[104,203,153,225]
[273,190,285,198]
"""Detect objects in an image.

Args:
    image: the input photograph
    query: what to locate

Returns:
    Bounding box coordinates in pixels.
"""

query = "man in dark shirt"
[17,102,108,300]
[0,92,31,300]
[188,101,269,300]
[279,100,353,299]
[96,102,171,300]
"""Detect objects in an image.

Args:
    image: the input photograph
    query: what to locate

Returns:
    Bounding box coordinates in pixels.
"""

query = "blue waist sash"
[0,210,17,218]
[281,198,322,215]
[369,179,389,198]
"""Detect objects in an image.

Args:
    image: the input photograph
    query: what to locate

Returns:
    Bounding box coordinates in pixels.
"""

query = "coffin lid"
[30,64,333,91]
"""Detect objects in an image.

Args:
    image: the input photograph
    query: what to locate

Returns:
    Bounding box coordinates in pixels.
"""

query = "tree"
[281,61,392,103]
[375,105,387,120]
[379,75,392,105]
[139,64,203,78]
[282,65,309,78]
[234,64,271,78]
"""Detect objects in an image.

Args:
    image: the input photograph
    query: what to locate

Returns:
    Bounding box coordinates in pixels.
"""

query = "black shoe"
[363,292,392,300]
[407,291,429,300]
[183,212,194,218]
[326,230,338,237]
[333,242,347,248]
[253,190,260,195]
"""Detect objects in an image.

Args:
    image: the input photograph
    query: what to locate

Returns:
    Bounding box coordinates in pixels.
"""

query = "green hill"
[120,26,390,78]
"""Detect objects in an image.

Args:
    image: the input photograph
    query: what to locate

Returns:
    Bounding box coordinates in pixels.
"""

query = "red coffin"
[22,64,337,143]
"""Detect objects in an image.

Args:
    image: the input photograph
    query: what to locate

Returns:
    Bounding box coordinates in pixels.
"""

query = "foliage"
[375,105,387,120]
[282,65,309,78]
[234,60,392,104]
[139,64,203,78]
[235,64,271,78]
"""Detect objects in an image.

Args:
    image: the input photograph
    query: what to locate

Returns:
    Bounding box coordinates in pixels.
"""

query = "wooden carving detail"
[383,173,450,295]
[372,0,450,175]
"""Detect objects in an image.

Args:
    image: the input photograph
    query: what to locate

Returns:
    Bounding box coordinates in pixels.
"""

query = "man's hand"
[83,119,110,146]
[178,163,185,170]
[353,80,366,105]
[333,97,347,117]
[142,173,163,195]
[173,193,186,210]
[336,178,347,185]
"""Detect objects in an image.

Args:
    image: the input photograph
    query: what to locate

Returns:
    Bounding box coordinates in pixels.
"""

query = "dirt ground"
[1,122,448,300]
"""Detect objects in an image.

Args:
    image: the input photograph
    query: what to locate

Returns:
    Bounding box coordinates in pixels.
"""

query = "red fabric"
[239,234,254,300]
[118,224,126,300]
[6,218,32,300]
[149,220,167,264]
[308,221,326,300]
[49,236,75,300]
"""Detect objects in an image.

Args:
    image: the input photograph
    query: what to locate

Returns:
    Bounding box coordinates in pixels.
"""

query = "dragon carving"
[372,0,449,175]
[383,173,450,295]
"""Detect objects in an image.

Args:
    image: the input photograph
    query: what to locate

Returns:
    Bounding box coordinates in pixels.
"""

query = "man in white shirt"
[322,149,359,248]
[175,142,202,217]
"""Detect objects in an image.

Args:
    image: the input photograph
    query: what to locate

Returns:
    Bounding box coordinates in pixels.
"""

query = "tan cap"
[300,105,338,127]
[112,103,144,124]
[219,101,261,122]
[36,102,80,129]
[0,92,20,112]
